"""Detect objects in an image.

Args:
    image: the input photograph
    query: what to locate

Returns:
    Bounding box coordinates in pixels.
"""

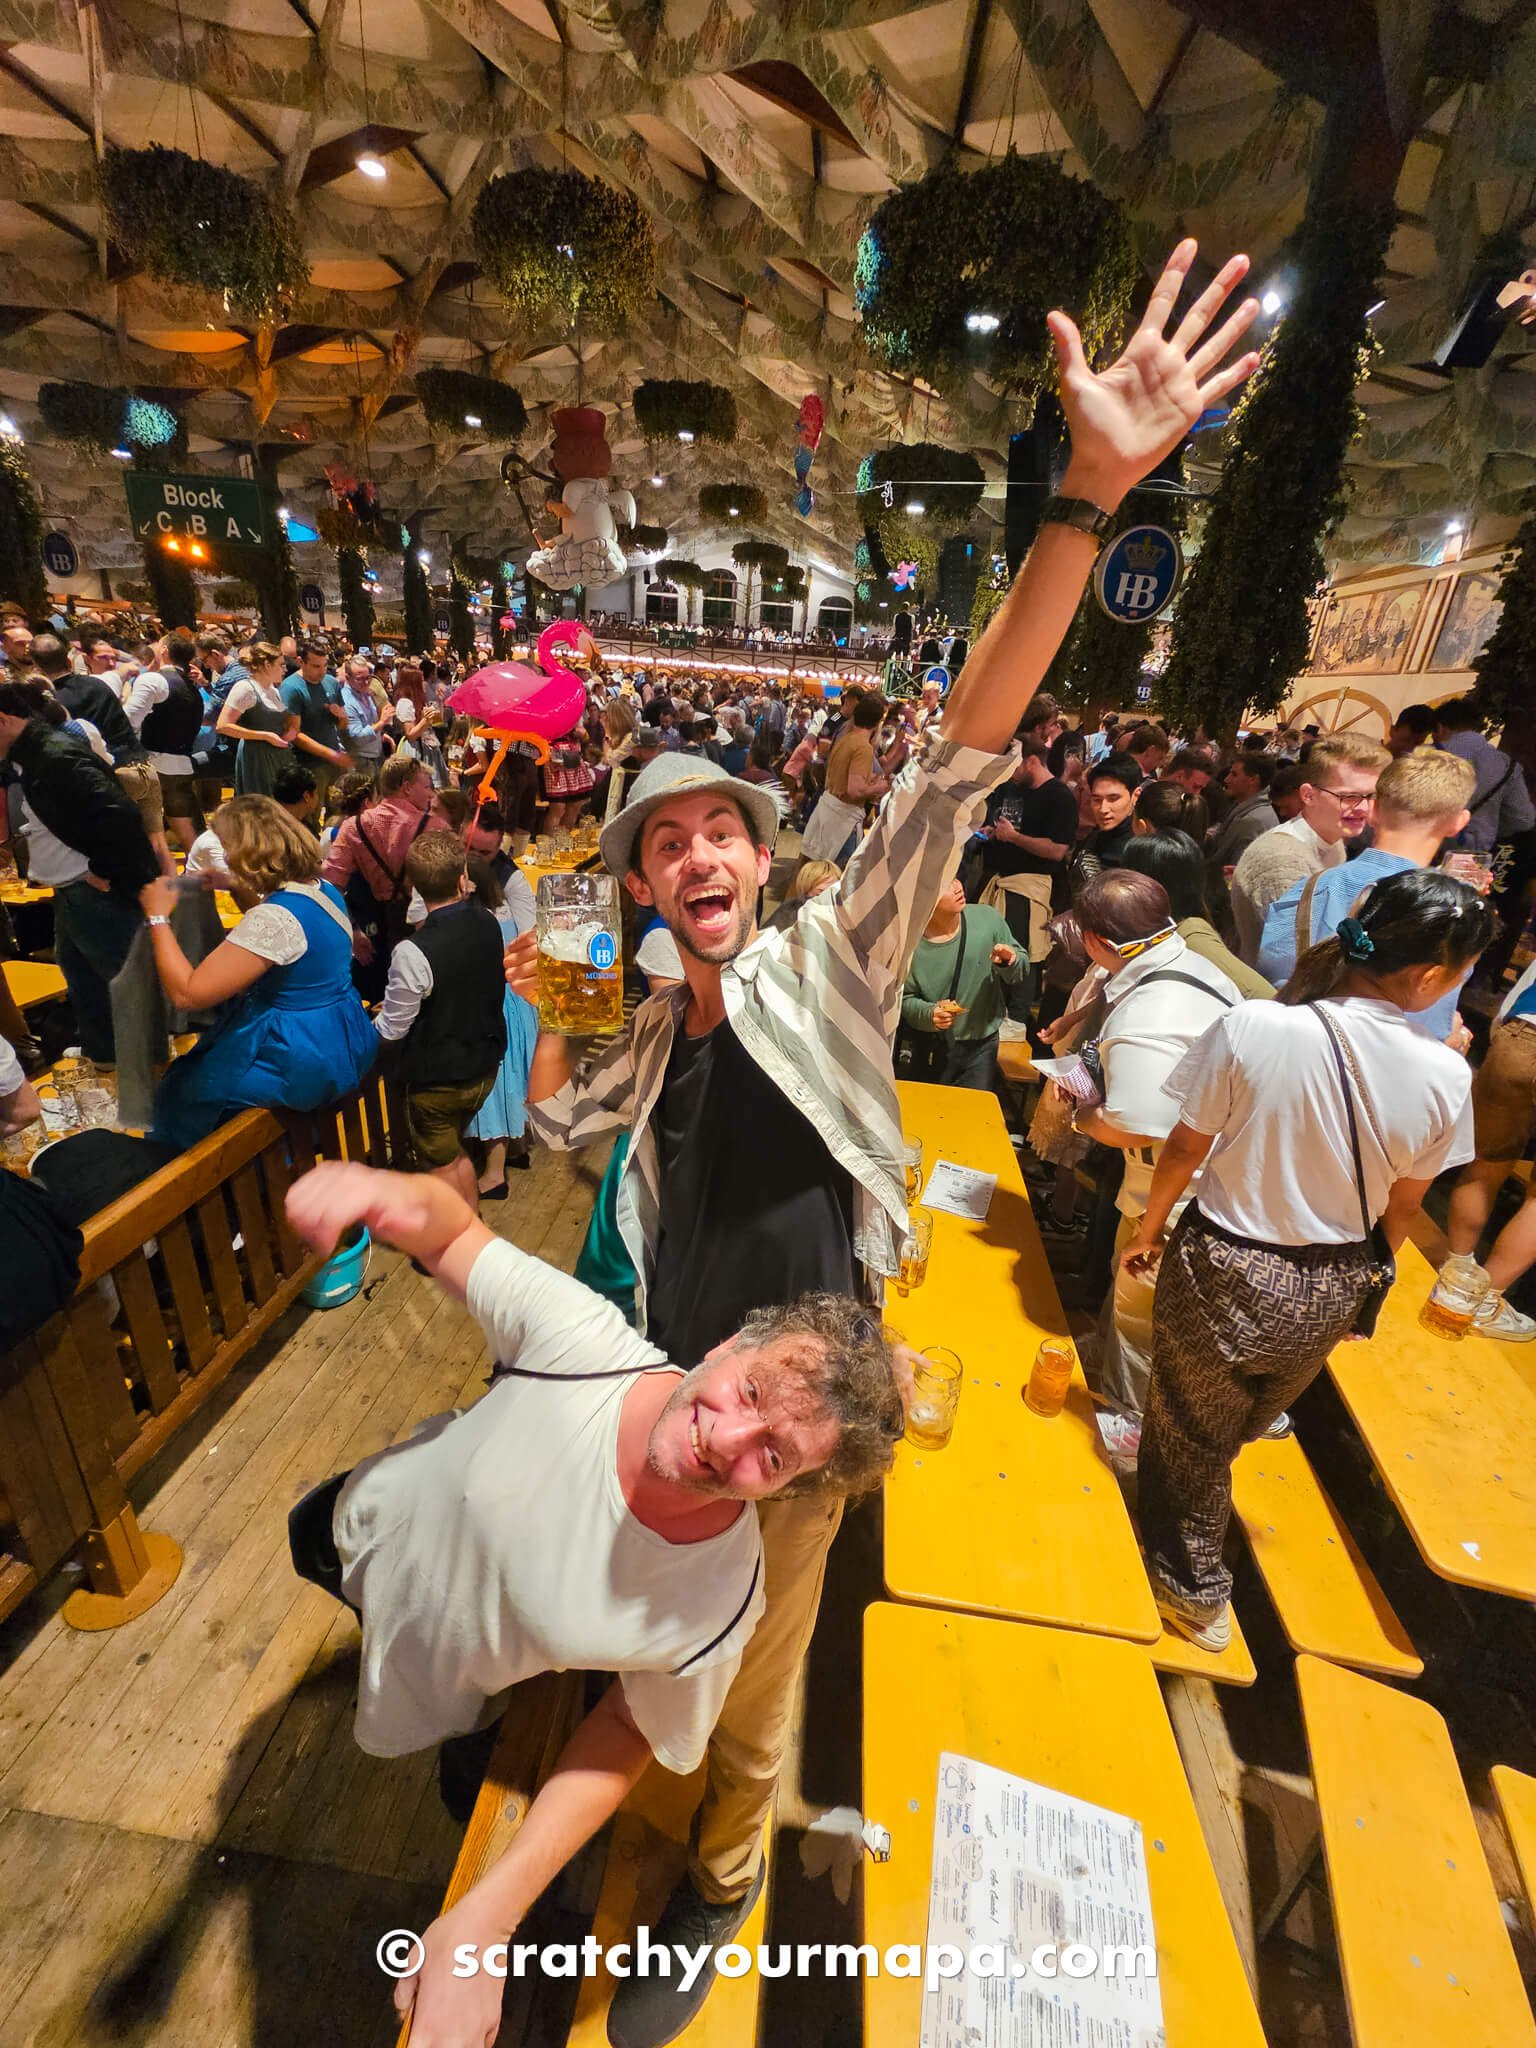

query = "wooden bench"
[0,1070,399,1630]
[6,960,67,1010]
[863,1602,1266,2047]
[1295,1654,1535,2047]
[1491,1764,1536,1935]
[1231,1433,1422,1677]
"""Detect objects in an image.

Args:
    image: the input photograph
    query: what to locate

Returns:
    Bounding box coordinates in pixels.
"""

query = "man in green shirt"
[900,878,1024,1088]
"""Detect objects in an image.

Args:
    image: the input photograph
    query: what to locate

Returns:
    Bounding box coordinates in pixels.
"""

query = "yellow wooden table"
[1298,1655,1535,2048]
[863,1603,1266,2048]
[5,960,67,1009]
[1327,1238,1536,1601]
[883,1082,1159,1643]
[516,849,600,893]
[1491,1764,1536,1924]
[0,881,53,907]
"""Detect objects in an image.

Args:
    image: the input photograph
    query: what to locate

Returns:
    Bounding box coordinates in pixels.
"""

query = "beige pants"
[688,1491,843,1902]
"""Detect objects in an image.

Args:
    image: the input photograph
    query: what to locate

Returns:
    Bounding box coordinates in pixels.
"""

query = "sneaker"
[1152,1586,1232,1653]
[1094,1410,1142,1475]
[607,1861,767,2048]
[1261,1412,1293,1438]
[1474,1292,1536,1342]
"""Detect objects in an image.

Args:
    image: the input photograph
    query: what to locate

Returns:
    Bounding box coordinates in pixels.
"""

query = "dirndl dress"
[468,906,539,1144]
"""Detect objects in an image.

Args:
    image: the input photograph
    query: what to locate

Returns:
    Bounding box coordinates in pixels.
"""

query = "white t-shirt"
[1166,996,1474,1245]
[0,1034,23,1097]
[636,923,685,988]
[19,796,88,887]
[184,829,231,883]
[1096,937,1239,1216]
[333,1239,764,1767]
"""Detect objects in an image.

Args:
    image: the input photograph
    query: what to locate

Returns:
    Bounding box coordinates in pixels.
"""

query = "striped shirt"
[528,731,1015,1330]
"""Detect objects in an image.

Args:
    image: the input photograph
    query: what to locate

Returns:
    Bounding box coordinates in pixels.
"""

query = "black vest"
[140,668,204,758]
[403,898,507,1087]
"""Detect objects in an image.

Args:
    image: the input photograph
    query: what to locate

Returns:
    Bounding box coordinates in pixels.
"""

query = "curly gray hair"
[736,1293,906,1499]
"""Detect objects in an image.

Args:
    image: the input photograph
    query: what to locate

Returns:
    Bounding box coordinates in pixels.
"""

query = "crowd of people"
[2,240,1534,2048]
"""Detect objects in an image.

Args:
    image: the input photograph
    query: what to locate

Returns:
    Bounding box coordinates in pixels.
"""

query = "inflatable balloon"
[448,619,590,808]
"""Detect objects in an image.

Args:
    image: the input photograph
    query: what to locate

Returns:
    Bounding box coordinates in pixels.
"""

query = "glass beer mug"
[536,871,623,1035]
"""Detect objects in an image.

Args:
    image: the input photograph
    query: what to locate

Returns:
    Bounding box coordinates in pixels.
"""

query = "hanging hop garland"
[699,482,767,525]
[857,443,984,564]
[618,523,670,553]
[472,167,657,331]
[731,540,790,572]
[415,368,527,443]
[38,382,185,461]
[656,558,706,588]
[855,152,1139,410]
[632,380,738,446]
[100,144,307,322]
[1470,486,1536,730]
[0,438,47,619]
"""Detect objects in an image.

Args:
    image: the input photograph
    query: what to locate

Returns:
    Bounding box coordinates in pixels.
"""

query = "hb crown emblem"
[1122,533,1166,572]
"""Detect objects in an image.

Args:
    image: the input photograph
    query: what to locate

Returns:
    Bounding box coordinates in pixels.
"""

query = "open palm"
[1050,240,1261,504]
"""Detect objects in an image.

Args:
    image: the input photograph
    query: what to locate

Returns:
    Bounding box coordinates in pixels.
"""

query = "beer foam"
[540,923,609,965]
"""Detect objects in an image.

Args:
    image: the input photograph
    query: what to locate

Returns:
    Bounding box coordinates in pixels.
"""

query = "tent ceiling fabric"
[0,0,1530,575]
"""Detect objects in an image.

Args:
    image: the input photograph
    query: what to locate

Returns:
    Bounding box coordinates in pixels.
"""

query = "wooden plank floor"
[0,1144,610,2048]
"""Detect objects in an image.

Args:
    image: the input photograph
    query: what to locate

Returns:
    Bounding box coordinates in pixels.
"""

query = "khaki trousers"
[687,1491,843,1903]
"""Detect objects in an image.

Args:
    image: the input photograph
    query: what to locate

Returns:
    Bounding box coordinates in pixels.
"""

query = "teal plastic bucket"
[302,1224,371,1309]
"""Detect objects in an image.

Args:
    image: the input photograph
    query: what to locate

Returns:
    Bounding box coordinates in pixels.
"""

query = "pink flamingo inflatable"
[447,619,590,810]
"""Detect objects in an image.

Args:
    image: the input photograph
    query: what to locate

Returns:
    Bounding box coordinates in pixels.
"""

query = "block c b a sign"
[1093,526,1183,624]
[124,472,268,547]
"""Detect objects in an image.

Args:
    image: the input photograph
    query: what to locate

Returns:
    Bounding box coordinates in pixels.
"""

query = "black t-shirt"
[981,775,1080,878]
[647,1020,857,1368]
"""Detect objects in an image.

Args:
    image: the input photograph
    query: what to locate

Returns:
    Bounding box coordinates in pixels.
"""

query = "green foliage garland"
[337,546,374,648]
[492,561,513,660]
[1160,194,1395,739]
[472,167,657,330]
[403,527,434,655]
[856,152,1139,409]
[0,440,46,618]
[100,144,307,321]
[415,368,527,443]
[656,558,706,587]
[210,577,258,610]
[1469,489,1536,730]
[619,523,669,553]
[632,380,737,445]
[256,514,300,643]
[969,552,1010,646]
[698,482,766,525]
[317,503,401,553]
[37,382,187,462]
[856,443,984,562]
[145,544,198,631]
[731,540,790,572]
[448,560,474,663]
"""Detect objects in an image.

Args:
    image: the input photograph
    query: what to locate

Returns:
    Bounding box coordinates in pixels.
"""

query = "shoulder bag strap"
[945,918,968,1004]
[1294,870,1322,963]
[1470,755,1517,815]
[1103,968,1235,1020]
[1316,1007,1373,1241]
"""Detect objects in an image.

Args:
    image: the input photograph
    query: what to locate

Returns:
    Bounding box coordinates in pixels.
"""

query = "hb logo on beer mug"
[535,872,624,1035]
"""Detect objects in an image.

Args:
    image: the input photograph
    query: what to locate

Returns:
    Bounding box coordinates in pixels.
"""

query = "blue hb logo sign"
[586,931,617,972]
[1093,525,1182,624]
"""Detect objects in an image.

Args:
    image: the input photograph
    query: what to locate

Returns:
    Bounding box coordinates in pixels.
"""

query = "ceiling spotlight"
[189,541,206,560]
[278,505,290,521]
[728,507,740,517]
[416,549,431,567]
[965,311,1000,334]
[1445,518,1465,535]
[650,474,664,487]
[165,538,182,553]
[1366,299,1387,318]
[1261,289,1284,316]
[905,500,926,515]
[677,429,695,443]
[110,445,133,460]
[0,415,20,442]
[464,413,482,427]
[356,152,387,180]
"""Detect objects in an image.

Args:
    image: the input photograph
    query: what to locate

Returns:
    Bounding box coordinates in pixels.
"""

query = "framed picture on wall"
[1310,585,1426,675]
[1427,568,1503,672]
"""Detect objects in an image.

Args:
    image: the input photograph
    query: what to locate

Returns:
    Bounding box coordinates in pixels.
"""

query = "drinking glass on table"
[906,1347,962,1450]
[903,1136,924,1203]
[893,1206,934,1296]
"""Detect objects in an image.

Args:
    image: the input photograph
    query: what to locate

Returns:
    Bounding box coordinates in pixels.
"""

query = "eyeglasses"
[1309,784,1377,818]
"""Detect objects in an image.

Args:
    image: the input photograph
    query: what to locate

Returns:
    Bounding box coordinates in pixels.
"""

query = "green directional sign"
[124,471,268,547]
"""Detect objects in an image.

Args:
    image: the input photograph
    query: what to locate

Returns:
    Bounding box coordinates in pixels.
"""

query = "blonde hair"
[1305,735,1391,782]
[213,795,323,898]
[1374,748,1476,822]
[788,859,841,902]
[604,698,638,746]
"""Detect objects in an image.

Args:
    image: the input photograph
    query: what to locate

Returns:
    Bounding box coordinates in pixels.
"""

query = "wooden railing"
[0,1068,403,1630]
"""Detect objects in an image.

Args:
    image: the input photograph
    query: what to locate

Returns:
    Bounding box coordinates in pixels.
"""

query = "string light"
[464,413,482,427]
[965,312,999,333]
[1261,289,1284,316]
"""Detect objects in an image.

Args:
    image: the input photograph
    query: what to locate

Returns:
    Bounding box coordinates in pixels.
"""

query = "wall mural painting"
[1427,569,1503,672]
[1310,585,1426,675]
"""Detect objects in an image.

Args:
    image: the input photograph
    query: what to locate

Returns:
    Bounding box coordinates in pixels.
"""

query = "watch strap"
[1040,494,1115,542]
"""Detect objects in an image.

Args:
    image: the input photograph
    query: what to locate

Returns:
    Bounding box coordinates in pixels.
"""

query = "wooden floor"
[3,1127,1533,2048]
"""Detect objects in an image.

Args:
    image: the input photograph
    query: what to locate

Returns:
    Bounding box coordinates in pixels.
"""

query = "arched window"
[702,568,737,628]
[817,598,853,644]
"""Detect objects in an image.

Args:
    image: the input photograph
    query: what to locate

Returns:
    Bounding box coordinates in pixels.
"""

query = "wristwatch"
[1040,494,1116,543]
[147,915,171,928]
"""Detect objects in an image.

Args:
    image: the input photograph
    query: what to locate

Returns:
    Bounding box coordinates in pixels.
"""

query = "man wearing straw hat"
[506,237,1262,2047]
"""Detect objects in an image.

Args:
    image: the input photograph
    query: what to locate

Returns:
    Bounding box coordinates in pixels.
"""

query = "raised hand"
[1051,239,1261,509]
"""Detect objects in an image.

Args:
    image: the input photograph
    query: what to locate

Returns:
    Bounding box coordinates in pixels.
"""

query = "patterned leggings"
[1139,1209,1374,1613]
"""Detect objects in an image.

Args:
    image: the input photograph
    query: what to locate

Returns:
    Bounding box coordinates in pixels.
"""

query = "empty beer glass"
[906,1347,962,1450]
[903,1136,924,1203]
[536,871,623,1035]
[892,1206,934,1297]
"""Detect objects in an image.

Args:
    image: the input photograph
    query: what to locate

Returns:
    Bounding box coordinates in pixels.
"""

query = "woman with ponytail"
[1120,868,1493,1650]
